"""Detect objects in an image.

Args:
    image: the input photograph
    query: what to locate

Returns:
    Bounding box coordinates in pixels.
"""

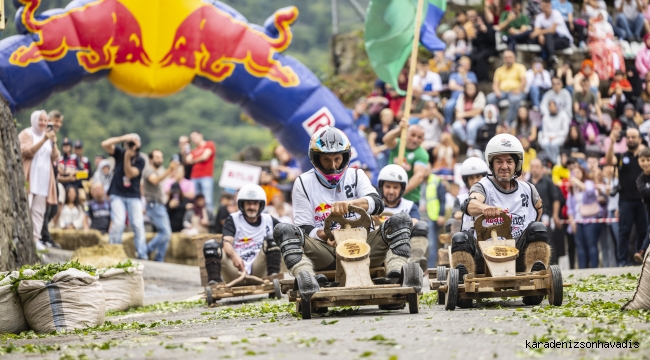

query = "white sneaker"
[35,240,46,251]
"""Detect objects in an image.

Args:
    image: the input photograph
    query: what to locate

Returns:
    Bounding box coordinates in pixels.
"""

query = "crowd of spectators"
[17,0,650,268]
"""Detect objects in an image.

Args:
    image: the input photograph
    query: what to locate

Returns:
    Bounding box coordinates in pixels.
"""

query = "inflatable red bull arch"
[0,0,376,172]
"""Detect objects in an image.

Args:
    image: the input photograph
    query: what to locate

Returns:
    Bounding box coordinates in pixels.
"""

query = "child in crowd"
[608,70,633,96]
[634,147,650,263]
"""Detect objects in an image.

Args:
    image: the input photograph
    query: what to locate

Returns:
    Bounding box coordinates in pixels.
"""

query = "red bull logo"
[240,237,252,244]
[160,5,299,87]
[9,0,150,72]
[314,203,332,213]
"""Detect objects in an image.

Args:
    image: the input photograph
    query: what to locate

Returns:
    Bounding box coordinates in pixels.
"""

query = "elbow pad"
[461,196,476,216]
[366,193,384,215]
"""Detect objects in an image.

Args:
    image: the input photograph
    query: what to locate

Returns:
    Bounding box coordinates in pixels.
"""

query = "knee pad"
[203,239,223,283]
[263,233,280,254]
[450,231,476,256]
[411,221,429,238]
[527,222,550,244]
[381,212,412,257]
[273,223,305,270]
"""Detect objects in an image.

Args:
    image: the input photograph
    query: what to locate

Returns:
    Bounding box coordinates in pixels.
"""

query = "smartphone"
[172,153,180,163]
[173,193,180,201]
[46,122,54,132]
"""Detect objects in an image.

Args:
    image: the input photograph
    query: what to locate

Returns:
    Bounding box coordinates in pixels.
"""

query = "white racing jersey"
[231,211,274,274]
[469,177,539,239]
[376,198,418,224]
[293,168,378,233]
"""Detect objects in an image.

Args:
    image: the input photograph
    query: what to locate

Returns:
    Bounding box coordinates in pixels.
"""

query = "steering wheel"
[473,210,512,242]
[323,205,372,240]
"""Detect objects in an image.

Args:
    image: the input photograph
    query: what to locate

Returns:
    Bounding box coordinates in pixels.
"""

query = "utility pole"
[331,0,339,35]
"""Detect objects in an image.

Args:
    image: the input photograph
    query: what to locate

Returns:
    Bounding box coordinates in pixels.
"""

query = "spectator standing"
[84,182,110,234]
[178,136,193,180]
[511,106,539,145]
[270,145,301,184]
[469,10,498,82]
[143,150,179,262]
[530,0,573,68]
[348,97,370,132]
[487,50,527,124]
[368,109,396,171]
[606,128,648,266]
[615,0,645,42]
[443,56,478,124]
[599,164,619,268]
[101,134,147,260]
[58,138,77,187]
[413,60,442,102]
[451,82,487,150]
[525,58,552,112]
[530,158,563,264]
[566,166,604,268]
[186,130,216,210]
[418,101,444,152]
[383,119,430,204]
[541,76,573,118]
[634,147,650,262]
[41,110,64,247]
[589,10,626,81]
[539,100,571,162]
[498,0,532,52]
[164,166,196,200]
[72,140,92,188]
[552,0,587,47]
[58,186,84,229]
[19,110,59,250]
[266,192,293,224]
[167,183,192,233]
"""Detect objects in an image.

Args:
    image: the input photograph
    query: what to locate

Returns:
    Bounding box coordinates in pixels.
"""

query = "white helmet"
[460,157,489,188]
[484,134,525,178]
[237,184,267,217]
[377,164,409,198]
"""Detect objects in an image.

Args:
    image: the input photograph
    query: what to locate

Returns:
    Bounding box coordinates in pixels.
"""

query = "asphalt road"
[5,251,647,360]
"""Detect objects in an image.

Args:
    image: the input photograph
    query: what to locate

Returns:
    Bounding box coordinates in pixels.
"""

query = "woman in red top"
[186,130,216,210]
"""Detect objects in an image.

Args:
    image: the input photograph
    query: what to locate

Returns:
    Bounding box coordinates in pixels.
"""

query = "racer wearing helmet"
[377,164,428,270]
[451,157,490,228]
[203,184,281,284]
[274,126,413,288]
[451,134,550,304]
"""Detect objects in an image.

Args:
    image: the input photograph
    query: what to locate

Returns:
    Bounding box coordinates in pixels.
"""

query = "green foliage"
[418,291,438,307]
[105,299,205,317]
[10,261,97,292]
[570,273,639,293]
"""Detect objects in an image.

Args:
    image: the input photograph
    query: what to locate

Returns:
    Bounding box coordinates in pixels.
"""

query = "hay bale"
[169,233,202,259]
[50,229,103,250]
[121,232,156,259]
[71,243,129,269]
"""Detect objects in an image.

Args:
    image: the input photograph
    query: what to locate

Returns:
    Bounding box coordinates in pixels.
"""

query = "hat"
[73,140,83,148]
[61,138,71,146]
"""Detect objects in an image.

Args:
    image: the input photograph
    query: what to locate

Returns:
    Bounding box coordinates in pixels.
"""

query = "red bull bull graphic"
[10,0,150,72]
[0,0,377,173]
[314,203,332,222]
[161,5,298,87]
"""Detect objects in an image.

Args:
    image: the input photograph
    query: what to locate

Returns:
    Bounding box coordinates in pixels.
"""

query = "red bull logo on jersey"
[314,203,332,222]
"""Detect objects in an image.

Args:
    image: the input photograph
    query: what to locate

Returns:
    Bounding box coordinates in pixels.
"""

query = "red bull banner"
[0,0,376,172]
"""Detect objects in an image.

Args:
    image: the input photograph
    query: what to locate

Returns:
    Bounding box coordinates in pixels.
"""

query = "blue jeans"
[444,91,462,124]
[486,91,525,124]
[601,209,618,268]
[193,176,214,210]
[146,202,172,262]
[615,13,644,39]
[451,116,485,147]
[109,195,147,260]
[618,200,648,266]
[427,219,438,267]
[528,86,547,108]
[575,223,601,268]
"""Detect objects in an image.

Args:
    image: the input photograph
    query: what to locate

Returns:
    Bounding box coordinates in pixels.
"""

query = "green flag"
[364,0,447,95]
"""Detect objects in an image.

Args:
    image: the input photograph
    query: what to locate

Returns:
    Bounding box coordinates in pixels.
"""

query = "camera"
[171,153,180,163]
[46,122,54,132]
[610,183,621,197]
[127,141,136,148]
[615,131,624,143]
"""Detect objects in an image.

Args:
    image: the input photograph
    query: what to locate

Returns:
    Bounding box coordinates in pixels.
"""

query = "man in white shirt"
[529,0,573,67]
[614,0,645,42]
[417,101,444,151]
[540,76,573,118]
[413,60,442,102]
[525,58,552,112]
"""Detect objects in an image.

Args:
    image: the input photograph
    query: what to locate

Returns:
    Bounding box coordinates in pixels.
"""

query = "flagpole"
[397,0,424,165]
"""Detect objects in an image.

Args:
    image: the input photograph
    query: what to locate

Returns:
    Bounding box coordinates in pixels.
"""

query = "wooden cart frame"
[280,206,423,319]
[193,234,284,306]
[435,213,563,310]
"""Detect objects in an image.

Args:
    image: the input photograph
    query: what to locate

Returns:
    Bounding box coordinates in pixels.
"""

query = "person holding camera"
[606,127,648,266]
[143,150,179,261]
[19,110,60,250]
[101,133,147,260]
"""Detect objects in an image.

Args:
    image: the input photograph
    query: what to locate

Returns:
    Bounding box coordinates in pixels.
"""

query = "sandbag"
[99,263,145,312]
[623,249,650,310]
[0,271,29,334]
[18,268,105,333]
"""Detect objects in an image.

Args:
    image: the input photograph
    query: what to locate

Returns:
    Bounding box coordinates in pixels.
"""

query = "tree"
[0,95,39,271]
